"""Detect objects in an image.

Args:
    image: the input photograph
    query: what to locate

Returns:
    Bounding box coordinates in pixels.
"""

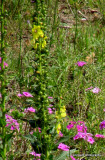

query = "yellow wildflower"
[32,25,44,40]
[55,106,66,119]
[60,106,66,118]
[56,123,61,134]
[42,39,46,48]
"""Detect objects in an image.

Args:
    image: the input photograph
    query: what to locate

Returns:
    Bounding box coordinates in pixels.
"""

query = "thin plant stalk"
[74,2,78,53]
[18,10,23,92]
[1,0,6,159]
[49,0,58,47]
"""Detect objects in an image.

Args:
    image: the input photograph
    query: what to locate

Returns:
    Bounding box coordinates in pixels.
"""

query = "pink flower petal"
[76,61,86,67]
[91,87,101,93]
[23,92,33,97]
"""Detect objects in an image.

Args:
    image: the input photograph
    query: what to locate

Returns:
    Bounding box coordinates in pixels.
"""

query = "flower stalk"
[1,0,6,159]
[18,10,23,92]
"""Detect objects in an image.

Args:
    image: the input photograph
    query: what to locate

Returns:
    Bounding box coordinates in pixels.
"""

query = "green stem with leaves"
[1,0,6,159]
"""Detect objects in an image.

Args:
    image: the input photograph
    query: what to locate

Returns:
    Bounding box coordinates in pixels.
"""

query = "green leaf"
[5,132,14,142]
[56,149,76,160]
[0,118,6,127]
[55,136,70,146]
[0,148,4,159]
[0,134,2,138]
[23,134,37,141]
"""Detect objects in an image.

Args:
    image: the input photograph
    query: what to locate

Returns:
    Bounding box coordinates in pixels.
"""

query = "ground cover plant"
[0,0,105,159]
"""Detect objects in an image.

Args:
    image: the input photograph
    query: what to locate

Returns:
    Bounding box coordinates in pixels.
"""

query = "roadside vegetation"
[0,0,105,159]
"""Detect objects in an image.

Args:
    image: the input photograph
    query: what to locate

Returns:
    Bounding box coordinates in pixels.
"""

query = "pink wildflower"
[23,92,33,97]
[76,61,86,67]
[11,125,15,130]
[58,143,70,151]
[67,124,74,130]
[70,155,79,160]
[0,93,2,98]
[103,108,105,112]
[76,124,87,133]
[30,131,33,134]
[48,107,53,114]
[5,114,19,131]
[85,86,93,91]
[17,92,33,97]
[0,57,8,69]
[17,93,23,97]
[4,62,8,67]
[87,136,95,144]
[67,121,76,130]
[73,132,86,140]
[49,104,53,107]
[99,120,105,130]
[38,127,41,133]
[24,107,36,113]
[91,87,101,93]
[30,151,41,158]
[73,132,94,144]
[59,131,63,137]
[48,96,53,99]
[95,134,105,138]
[76,125,83,132]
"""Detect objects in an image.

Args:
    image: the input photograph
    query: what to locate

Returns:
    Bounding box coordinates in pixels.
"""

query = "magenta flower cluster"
[99,120,105,130]
[24,107,36,113]
[58,143,70,151]
[85,86,101,93]
[48,107,53,114]
[5,114,19,131]
[76,61,86,67]
[67,121,94,144]
[47,107,55,114]
[38,127,41,133]
[59,131,63,137]
[67,121,76,130]
[91,87,101,93]
[70,155,79,160]
[73,132,94,144]
[85,86,93,91]
[17,92,33,97]
[95,134,105,138]
[48,96,53,99]
[30,151,41,160]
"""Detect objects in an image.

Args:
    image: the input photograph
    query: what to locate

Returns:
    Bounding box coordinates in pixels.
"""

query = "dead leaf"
[86,52,95,63]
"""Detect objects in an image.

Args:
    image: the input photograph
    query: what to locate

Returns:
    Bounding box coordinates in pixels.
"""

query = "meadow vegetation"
[0,0,105,159]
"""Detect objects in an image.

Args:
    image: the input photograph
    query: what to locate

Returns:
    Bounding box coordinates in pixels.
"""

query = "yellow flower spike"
[44,36,47,39]
[34,43,39,49]
[42,39,46,48]
[56,123,61,134]
[32,25,44,40]
[60,106,66,118]
[61,112,66,118]
[55,111,59,119]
